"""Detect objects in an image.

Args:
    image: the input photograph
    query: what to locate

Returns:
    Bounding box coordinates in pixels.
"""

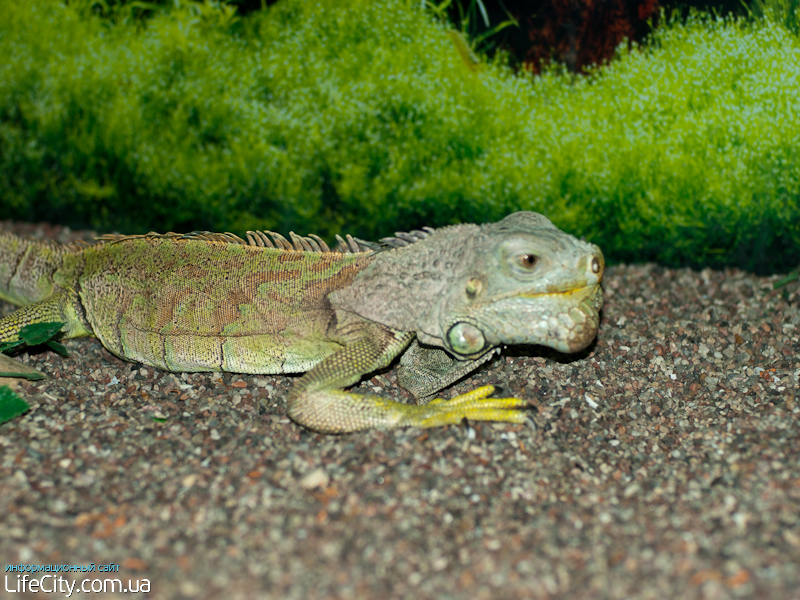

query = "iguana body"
[0,213,604,433]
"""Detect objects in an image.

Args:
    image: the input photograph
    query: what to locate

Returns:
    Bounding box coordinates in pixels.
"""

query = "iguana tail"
[0,232,93,344]
[0,232,70,306]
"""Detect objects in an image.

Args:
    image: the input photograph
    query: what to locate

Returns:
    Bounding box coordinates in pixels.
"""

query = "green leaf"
[46,340,70,357]
[773,270,799,290]
[0,340,24,354]
[0,371,45,380]
[0,322,69,357]
[0,354,47,380]
[0,386,30,425]
[19,322,65,347]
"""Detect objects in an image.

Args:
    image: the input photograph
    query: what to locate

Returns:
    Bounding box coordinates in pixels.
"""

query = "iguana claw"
[414,384,532,428]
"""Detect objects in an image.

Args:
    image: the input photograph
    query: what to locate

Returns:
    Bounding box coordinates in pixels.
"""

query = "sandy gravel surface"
[1,222,798,600]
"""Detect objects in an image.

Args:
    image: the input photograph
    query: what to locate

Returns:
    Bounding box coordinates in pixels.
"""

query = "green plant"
[0,322,69,356]
[745,0,800,35]
[0,0,798,272]
[65,0,240,28]
[0,321,67,426]
[425,0,518,60]
[0,386,29,426]
[773,268,799,289]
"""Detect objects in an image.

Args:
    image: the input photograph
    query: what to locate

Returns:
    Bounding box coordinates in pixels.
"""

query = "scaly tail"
[0,231,71,306]
[0,232,92,343]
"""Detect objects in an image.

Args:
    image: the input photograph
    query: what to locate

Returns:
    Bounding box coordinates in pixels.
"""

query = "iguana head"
[428,212,604,357]
[330,211,604,357]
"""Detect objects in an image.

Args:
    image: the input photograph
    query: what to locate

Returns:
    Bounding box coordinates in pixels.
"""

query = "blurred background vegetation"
[0,0,797,272]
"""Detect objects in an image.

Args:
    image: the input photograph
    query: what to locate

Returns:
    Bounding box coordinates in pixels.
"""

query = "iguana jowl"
[0,212,604,433]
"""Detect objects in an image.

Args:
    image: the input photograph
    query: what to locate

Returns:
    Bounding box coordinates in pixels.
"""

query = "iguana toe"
[411,384,532,428]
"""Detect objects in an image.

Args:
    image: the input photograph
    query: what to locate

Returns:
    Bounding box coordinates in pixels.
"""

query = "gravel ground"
[1,222,798,600]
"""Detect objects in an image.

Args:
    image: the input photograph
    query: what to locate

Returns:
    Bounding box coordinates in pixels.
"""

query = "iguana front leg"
[286,323,530,433]
[397,340,499,400]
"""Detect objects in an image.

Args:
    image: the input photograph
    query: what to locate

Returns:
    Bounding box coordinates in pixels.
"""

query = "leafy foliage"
[0,386,30,426]
[0,322,69,356]
[746,0,800,35]
[0,0,798,271]
[427,0,518,61]
[773,269,799,290]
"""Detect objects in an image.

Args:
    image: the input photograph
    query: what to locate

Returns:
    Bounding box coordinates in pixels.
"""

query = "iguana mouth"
[519,282,602,299]
[483,281,601,307]
[473,283,603,354]
[536,284,604,353]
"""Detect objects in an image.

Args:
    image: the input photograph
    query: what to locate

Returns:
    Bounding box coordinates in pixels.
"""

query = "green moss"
[0,0,798,272]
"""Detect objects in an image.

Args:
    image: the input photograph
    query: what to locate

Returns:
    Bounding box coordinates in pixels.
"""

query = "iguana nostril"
[465,277,484,299]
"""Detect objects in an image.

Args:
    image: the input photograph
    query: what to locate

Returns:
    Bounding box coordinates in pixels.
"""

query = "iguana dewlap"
[0,212,604,433]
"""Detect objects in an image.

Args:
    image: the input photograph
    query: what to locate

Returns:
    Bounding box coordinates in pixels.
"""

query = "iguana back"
[79,234,370,374]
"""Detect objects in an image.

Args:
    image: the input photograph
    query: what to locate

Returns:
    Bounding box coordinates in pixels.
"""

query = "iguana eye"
[518,254,538,269]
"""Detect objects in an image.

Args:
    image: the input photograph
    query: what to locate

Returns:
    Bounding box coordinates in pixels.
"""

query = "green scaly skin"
[0,213,605,433]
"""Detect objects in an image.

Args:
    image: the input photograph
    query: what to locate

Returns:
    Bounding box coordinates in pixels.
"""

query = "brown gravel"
[1,222,798,600]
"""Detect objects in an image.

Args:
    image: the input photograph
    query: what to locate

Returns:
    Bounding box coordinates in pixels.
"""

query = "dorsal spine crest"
[95,230,383,254]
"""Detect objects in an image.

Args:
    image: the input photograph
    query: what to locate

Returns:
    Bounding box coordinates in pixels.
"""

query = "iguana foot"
[410,384,532,428]
[286,384,533,433]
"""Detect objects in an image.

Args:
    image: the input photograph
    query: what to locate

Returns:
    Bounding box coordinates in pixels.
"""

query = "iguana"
[0,212,604,433]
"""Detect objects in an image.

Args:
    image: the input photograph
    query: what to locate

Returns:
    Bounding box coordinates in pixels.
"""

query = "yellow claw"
[412,384,532,428]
